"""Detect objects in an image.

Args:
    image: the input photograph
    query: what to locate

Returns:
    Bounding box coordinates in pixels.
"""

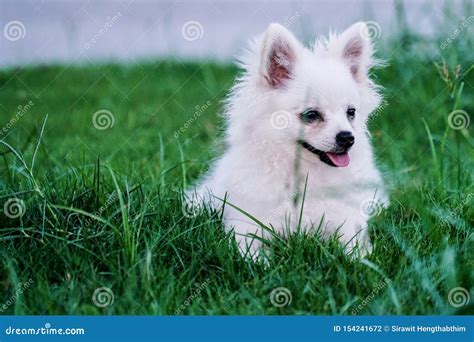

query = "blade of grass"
[31,114,48,174]
[422,118,441,184]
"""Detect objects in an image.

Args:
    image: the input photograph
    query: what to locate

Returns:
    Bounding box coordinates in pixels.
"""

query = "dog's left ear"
[331,22,374,83]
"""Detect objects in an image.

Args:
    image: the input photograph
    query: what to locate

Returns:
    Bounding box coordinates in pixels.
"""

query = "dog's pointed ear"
[331,22,374,83]
[260,23,301,88]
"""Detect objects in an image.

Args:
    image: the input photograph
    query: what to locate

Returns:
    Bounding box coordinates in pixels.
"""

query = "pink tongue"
[326,152,350,167]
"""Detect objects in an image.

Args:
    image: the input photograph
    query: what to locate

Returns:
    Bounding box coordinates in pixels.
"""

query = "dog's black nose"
[336,131,355,149]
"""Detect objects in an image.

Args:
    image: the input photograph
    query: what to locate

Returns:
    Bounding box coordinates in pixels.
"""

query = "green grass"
[0,24,473,315]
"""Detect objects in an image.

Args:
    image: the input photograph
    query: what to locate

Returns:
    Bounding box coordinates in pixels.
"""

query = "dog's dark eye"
[347,107,356,119]
[300,109,323,123]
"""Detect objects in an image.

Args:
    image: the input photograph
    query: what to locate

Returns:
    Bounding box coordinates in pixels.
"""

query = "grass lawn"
[0,28,473,315]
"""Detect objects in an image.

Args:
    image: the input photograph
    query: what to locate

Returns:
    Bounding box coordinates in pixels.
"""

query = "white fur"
[189,22,388,259]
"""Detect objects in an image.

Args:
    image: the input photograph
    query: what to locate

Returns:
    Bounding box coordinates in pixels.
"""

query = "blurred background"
[0,0,469,68]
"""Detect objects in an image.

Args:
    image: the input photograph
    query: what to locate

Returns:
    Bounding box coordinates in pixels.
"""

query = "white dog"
[190,22,388,259]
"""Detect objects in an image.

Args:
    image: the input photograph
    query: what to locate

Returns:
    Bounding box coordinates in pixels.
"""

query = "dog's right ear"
[260,23,301,89]
[330,22,375,83]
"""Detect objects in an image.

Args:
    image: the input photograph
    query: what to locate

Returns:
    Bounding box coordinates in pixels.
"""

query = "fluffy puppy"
[190,22,388,258]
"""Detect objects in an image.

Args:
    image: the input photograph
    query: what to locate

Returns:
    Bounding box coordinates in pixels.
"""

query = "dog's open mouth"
[298,140,350,167]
